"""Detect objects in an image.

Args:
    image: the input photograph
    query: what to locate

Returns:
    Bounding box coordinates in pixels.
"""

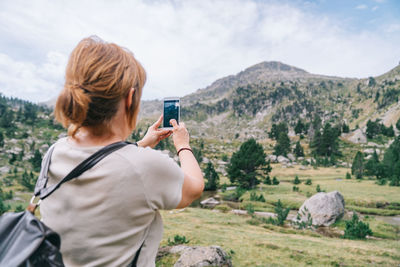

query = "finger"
[180,122,185,128]
[152,115,163,128]
[170,119,178,129]
[159,131,172,141]
[157,129,171,136]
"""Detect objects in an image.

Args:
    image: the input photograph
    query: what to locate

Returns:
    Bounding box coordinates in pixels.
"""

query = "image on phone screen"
[163,99,180,128]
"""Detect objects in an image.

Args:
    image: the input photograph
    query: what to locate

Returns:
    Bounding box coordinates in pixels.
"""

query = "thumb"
[170,119,178,129]
[152,115,163,129]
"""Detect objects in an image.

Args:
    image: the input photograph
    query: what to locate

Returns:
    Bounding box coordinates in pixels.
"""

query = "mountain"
[38,60,400,141]
[140,61,400,140]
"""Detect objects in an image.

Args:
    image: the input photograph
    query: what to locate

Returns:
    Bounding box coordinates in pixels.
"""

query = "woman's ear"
[125,88,135,110]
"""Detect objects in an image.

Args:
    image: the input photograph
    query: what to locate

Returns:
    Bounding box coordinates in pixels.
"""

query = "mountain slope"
[140,61,400,140]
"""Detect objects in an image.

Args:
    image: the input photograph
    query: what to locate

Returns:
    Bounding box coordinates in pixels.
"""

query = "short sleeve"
[139,148,184,210]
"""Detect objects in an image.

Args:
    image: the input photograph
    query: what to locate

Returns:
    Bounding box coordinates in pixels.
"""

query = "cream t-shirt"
[40,137,184,267]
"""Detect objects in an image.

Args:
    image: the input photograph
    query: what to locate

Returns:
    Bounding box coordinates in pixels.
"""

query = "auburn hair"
[55,36,146,137]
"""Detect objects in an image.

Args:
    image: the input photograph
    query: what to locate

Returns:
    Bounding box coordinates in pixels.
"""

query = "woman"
[40,36,204,266]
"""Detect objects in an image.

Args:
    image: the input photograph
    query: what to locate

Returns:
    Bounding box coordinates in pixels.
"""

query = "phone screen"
[163,99,180,128]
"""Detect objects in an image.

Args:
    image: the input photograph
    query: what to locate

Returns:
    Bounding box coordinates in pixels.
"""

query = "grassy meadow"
[157,164,400,266]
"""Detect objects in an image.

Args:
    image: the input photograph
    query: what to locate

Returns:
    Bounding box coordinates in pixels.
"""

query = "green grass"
[160,208,400,267]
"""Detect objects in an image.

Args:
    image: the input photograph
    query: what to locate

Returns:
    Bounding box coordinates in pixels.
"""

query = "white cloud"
[386,23,400,33]
[0,0,399,103]
[356,4,368,9]
[372,6,379,11]
[0,51,67,102]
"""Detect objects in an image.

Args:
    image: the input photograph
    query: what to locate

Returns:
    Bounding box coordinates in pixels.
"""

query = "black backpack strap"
[35,141,131,200]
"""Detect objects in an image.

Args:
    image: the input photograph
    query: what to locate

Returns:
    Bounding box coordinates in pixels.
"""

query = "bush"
[346,172,351,179]
[316,184,321,192]
[343,213,372,240]
[274,200,290,226]
[214,204,231,213]
[15,205,24,212]
[250,192,266,202]
[292,186,299,192]
[293,175,301,185]
[293,207,313,229]
[272,176,280,185]
[376,179,387,186]
[244,203,255,215]
[167,235,190,246]
[305,179,312,185]
[221,183,228,192]
[263,176,272,185]
[222,187,246,202]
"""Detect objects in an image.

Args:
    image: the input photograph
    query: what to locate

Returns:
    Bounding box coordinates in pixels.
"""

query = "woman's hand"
[170,119,190,151]
[137,115,172,148]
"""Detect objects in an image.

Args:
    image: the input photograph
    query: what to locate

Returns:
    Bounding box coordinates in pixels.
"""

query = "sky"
[0,0,399,103]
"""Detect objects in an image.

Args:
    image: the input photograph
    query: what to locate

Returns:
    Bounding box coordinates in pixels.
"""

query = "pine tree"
[30,149,42,172]
[21,170,35,191]
[274,131,291,156]
[396,118,400,131]
[352,151,364,179]
[269,122,288,140]
[366,120,379,139]
[263,176,272,185]
[382,136,400,186]
[227,138,266,189]
[204,162,219,191]
[293,141,304,157]
[293,175,301,184]
[365,150,380,178]
[0,131,4,148]
[294,120,305,135]
[342,123,350,133]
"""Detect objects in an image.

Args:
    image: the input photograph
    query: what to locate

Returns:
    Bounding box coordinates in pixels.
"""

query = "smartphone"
[162,97,180,129]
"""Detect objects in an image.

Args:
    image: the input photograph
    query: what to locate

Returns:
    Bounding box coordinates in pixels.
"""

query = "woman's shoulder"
[117,145,176,165]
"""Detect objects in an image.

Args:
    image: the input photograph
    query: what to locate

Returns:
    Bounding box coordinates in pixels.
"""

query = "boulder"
[200,198,220,208]
[287,153,296,161]
[363,148,380,154]
[162,246,232,267]
[267,155,277,163]
[294,191,345,226]
[277,156,289,163]
[348,129,367,144]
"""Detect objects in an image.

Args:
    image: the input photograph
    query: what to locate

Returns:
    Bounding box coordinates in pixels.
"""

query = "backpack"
[0,141,143,267]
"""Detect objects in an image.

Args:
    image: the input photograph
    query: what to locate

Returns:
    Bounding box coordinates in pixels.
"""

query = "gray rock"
[0,166,10,174]
[348,129,367,144]
[172,246,232,267]
[267,155,277,162]
[277,155,290,163]
[287,153,296,161]
[363,148,380,154]
[200,198,220,208]
[217,160,227,165]
[295,191,345,226]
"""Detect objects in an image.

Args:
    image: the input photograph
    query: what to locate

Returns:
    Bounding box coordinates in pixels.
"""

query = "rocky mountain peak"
[242,61,308,75]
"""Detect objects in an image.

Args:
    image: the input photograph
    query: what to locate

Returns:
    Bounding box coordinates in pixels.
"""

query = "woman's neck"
[69,100,133,147]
